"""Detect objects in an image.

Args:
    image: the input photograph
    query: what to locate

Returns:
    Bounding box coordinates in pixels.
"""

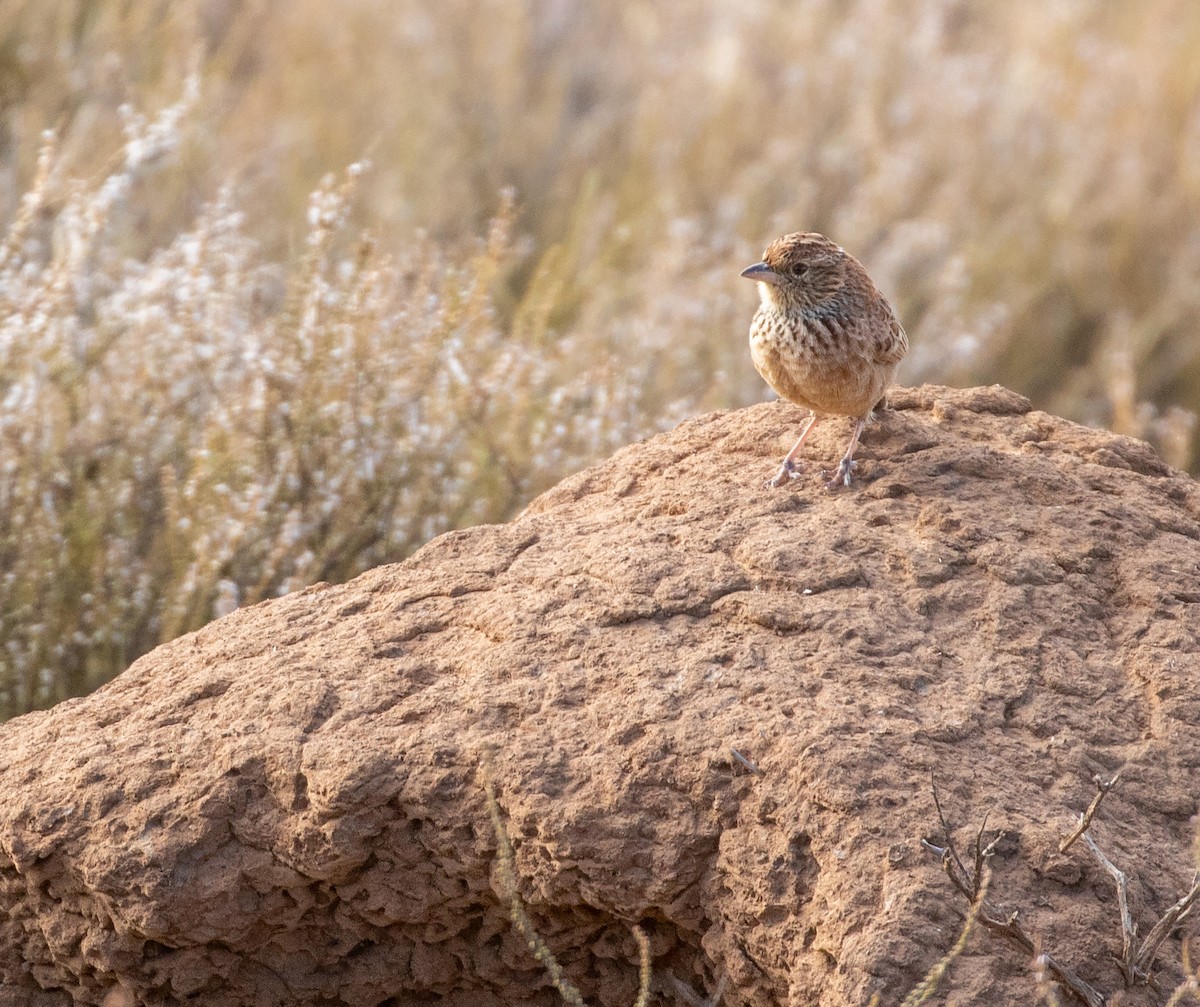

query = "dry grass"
[2,0,1199,713]
[482,760,652,1007]
[0,120,661,714]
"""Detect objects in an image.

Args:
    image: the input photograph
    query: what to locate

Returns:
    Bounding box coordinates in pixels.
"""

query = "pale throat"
[756,282,780,309]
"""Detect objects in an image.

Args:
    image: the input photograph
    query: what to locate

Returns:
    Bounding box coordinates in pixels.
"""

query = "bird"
[741,232,908,490]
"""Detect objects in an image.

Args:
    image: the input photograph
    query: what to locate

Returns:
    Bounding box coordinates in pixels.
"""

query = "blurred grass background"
[1,0,1199,716]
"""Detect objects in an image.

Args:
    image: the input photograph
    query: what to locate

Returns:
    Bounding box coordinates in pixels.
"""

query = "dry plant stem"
[1035,952,1066,1007]
[1082,831,1136,984]
[899,864,991,1007]
[930,779,1107,1007]
[1161,938,1199,1007]
[1163,978,1200,1007]
[971,902,1105,1007]
[632,928,651,1007]
[1135,875,1200,981]
[1060,772,1124,854]
[1163,976,1200,1007]
[930,780,972,896]
[1058,768,1200,989]
[664,973,727,1007]
[482,761,652,1007]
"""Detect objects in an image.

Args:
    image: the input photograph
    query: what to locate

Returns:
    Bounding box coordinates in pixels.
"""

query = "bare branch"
[1083,830,1135,985]
[972,907,1106,1007]
[929,786,1106,1007]
[1060,771,1123,854]
[1135,874,1200,981]
[1083,819,1198,989]
[1034,950,1065,1007]
[972,811,992,899]
[938,848,976,903]
[929,771,1198,1006]
[981,831,1005,859]
[931,775,970,886]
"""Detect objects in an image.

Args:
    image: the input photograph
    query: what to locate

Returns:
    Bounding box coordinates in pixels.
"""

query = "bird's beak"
[740,261,780,285]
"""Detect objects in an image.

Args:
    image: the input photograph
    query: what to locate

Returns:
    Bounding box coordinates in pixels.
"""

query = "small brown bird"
[741,232,908,489]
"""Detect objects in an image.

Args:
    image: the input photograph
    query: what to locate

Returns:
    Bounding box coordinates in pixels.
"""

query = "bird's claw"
[822,459,858,491]
[766,458,804,488]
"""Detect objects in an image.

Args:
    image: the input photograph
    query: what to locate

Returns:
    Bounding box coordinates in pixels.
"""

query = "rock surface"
[1,385,1199,1007]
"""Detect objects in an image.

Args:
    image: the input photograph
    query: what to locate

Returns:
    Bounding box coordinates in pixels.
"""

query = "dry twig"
[930,779,1106,1007]
[1083,831,1136,984]
[1066,771,1199,988]
[1135,875,1200,984]
[481,758,653,1007]
[1060,772,1123,854]
[1035,950,1066,1007]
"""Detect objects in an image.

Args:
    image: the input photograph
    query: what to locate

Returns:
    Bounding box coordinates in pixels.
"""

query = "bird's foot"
[766,458,804,488]
[822,459,858,491]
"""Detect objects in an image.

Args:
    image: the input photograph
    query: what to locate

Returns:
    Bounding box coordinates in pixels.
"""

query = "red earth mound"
[1,385,1197,1006]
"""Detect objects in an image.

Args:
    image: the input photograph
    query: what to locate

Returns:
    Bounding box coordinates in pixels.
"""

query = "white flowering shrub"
[0,97,696,716]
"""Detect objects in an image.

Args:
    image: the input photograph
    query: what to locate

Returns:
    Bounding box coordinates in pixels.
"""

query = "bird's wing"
[872,311,909,366]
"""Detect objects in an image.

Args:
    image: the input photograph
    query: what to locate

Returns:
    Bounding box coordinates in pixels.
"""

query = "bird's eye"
[794,263,809,275]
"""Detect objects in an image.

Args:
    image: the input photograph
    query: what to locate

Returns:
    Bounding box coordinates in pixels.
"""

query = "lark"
[742,232,908,489]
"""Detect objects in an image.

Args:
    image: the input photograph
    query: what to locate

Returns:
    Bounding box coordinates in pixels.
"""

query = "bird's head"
[741,232,847,312]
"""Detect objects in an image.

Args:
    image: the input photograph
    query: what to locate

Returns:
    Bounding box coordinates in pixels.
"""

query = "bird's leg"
[823,416,867,490]
[767,413,820,488]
